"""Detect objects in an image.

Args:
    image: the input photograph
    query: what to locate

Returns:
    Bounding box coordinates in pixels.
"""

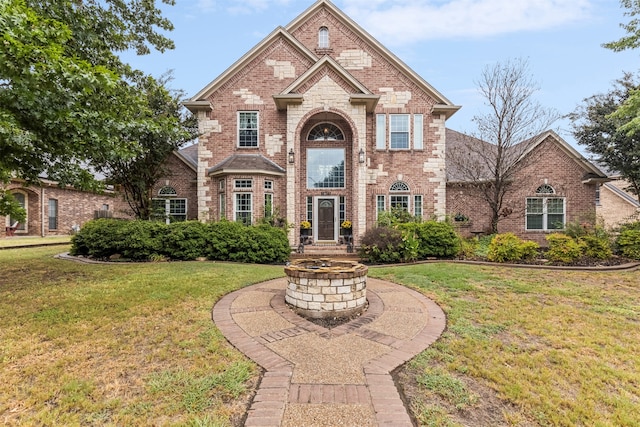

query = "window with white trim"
[264,193,273,217]
[235,193,252,225]
[376,195,385,216]
[158,185,177,196]
[152,198,187,224]
[376,114,386,149]
[219,193,226,220]
[264,180,273,190]
[318,26,329,48]
[238,111,258,147]
[414,195,423,218]
[390,114,410,149]
[234,179,253,189]
[413,114,423,149]
[526,185,565,230]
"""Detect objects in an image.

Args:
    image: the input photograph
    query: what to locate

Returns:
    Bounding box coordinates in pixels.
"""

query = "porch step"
[290,244,360,261]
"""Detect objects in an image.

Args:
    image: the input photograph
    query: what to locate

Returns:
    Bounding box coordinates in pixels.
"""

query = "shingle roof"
[208,154,286,176]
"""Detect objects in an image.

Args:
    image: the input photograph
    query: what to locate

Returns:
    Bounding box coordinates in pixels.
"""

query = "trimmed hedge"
[358,220,460,264]
[71,219,291,264]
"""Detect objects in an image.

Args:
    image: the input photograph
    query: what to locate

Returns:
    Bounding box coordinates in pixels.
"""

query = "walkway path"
[212,277,446,426]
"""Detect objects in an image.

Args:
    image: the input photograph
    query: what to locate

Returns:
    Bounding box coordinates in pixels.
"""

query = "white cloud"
[340,0,593,44]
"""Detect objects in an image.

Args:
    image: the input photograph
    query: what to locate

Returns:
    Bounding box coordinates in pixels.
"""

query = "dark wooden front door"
[317,198,335,241]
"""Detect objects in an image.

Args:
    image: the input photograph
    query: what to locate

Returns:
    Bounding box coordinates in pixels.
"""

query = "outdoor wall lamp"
[358,148,365,163]
[288,148,295,164]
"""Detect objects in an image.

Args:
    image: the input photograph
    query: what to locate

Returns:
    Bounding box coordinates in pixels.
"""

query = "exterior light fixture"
[358,148,365,163]
[288,148,295,164]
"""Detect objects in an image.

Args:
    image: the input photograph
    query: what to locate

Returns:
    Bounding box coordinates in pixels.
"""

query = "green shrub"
[487,233,539,263]
[580,235,613,260]
[118,220,165,261]
[458,238,478,259]
[545,233,585,264]
[616,229,640,260]
[70,218,127,259]
[71,219,290,264]
[163,221,210,260]
[399,221,461,258]
[358,226,404,263]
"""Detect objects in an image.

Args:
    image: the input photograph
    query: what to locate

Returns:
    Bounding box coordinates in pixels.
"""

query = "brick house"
[184,0,460,246]
[446,129,609,245]
[2,179,125,237]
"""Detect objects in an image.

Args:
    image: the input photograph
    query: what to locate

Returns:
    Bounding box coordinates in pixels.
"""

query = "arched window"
[158,186,177,197]
[318,26,329,48]
[536,184,555,194]
[526,184,565,230]
[389,181,410,212]
[308,123,344,141]
[390,181,410,192]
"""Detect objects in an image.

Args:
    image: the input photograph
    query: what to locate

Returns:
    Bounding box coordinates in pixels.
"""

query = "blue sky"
[122,0,638,151]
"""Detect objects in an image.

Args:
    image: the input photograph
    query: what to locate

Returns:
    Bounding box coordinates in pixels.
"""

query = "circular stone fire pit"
[284,258,367,319]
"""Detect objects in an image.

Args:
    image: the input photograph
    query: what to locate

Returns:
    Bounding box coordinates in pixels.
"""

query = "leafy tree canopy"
[569,73,640,201]
[603,0,640,134]
[0,0,179,218]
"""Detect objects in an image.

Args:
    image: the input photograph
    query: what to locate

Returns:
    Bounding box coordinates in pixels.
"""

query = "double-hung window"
[235,194,252,225]
[234,179,253,225]
[152,198,187,224]
[390,114,409,149]
[238,111,258,147]
[526,185,565,230]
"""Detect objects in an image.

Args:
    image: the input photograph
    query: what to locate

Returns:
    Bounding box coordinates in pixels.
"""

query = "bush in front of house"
[487,233,539,263]
[358,220,461,263]
[545,233,586,264]
[616,222,640,260]
[70,218,126,259]
[163,221,210,260]
[399,221,461,258]
[358,226,404,263]
[71,218,290,263]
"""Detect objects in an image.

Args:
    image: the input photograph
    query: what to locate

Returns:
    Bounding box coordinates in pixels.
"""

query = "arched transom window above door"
[308,123,344,141]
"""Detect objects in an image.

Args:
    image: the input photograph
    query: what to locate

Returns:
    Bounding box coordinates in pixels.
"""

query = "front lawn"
[1,247,638,426]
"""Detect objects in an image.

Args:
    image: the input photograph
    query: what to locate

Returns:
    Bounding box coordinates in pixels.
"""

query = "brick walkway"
[211,277,446,426]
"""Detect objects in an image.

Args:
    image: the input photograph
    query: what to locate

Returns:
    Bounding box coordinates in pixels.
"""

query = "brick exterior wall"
[151,152,198,221]
[446,136,600,246]
[2,181,129,237]
[597,180,640,228]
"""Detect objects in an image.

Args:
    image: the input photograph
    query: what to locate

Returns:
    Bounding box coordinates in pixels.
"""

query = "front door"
[317,198,336,241]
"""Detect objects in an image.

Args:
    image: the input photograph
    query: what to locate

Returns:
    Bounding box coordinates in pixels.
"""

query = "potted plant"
[300,220,311,236]
[341,220,352,235]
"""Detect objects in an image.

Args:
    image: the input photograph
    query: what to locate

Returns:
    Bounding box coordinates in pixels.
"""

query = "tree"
[569,73,640,202]
[100,73,197,220]
[447,58,559,233]
[0,0,177,218]
[603,0,640,133]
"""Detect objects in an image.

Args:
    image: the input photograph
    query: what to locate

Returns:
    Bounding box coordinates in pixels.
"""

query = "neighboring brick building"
[1,148,197,238]
[597,178,640,229]
[1,179,126,237]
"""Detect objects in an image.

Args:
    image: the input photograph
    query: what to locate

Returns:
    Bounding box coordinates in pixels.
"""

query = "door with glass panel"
[316,198,336,241]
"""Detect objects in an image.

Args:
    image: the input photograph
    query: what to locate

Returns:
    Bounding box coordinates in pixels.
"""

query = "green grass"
[1,247,639,426]
[0,235,71,248]
[0,246,282,426]
[372,263,640,426]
